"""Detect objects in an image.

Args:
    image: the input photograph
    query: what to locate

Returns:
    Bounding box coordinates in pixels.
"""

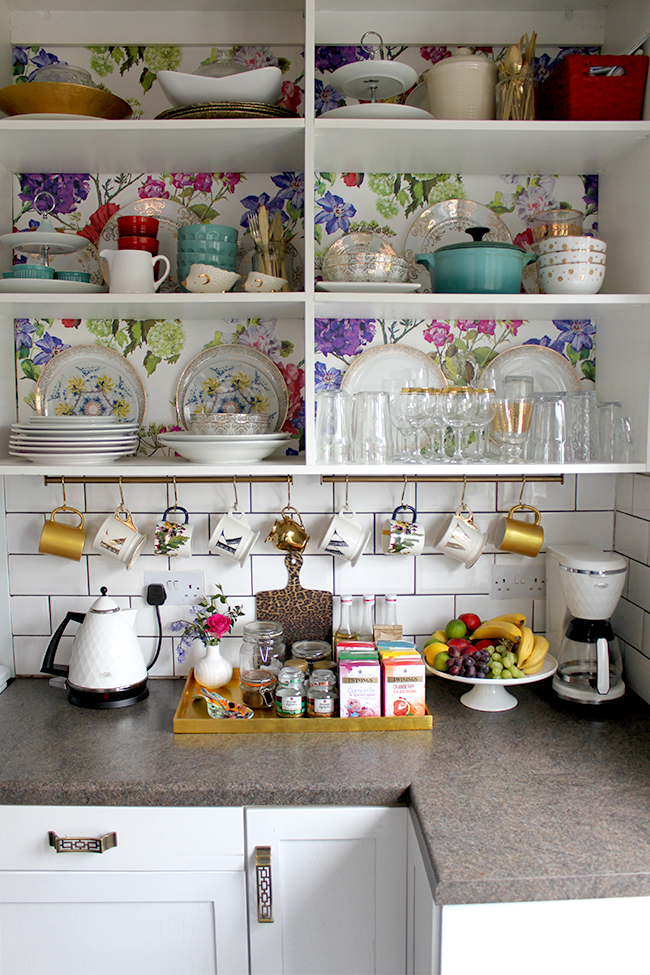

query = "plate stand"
[460,682,519,711]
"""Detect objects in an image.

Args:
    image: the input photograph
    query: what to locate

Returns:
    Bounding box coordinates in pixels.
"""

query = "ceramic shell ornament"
[183,263,240,293]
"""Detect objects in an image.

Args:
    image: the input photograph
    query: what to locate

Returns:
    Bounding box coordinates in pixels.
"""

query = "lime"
[445,619,467,640]
[433,650,450,672]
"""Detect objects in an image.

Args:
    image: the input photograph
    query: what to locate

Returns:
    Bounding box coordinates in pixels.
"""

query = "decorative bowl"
[118,236,160,255]
[177,258,237,278]
[117,216,159,238]
[190,412,271,436]
[539,261,605,294]
[9,265,55,279]
[177,239,238,256]
[31,64,96,87]
[0,82,132,119]
[538,250,606,267]
[534,235,607,255]
[178,224,239,243]
[181,264,241,294]
[55,270,91,283]
[157,66,282,107]
[531,208,584,242]
[323,233,408,283]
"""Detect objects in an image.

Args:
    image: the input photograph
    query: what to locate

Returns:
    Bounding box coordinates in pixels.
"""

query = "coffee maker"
[546,544,627,704]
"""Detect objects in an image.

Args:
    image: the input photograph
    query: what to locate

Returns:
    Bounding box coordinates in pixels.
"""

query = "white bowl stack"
[10,416,139,464]
[535,235,607,295]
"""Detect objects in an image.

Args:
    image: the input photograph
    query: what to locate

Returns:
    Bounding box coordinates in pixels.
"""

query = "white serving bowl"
[157,67,282,107]
[538,250,607,267]
[158,434,287,464]
[539,261,605,294]
[534,235,607,256]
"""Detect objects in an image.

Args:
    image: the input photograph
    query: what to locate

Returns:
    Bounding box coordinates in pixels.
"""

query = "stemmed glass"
[491,397,534,462]
[438,387,477,463]
[465,388,497,462]
[396,387,433,464]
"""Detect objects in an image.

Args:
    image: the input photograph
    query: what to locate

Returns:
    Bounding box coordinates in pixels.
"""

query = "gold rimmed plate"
[155,101,299,120]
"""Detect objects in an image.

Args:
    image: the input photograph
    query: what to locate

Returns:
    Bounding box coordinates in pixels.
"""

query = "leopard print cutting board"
[255,552,333,651]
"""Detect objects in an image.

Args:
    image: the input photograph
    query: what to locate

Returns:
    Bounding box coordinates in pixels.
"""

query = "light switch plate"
[143,571,204,605]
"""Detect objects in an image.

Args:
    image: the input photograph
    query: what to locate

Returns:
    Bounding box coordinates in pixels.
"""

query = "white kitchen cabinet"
[0,0,646,477]
[245,805,408,975]
[0,805,248,975]
[406,810,441,975]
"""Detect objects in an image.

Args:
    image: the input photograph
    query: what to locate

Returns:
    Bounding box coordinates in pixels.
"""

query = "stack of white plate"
[158,431,292,464]
[10,416,140,465]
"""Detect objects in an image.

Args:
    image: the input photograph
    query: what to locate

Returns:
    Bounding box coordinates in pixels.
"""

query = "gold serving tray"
[174,670,433,733]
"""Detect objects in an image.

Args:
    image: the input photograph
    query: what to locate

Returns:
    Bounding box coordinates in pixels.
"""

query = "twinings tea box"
[382,657,426,717]
[339,658,381,717]
[336,640,375,662]
[377,640,418,652]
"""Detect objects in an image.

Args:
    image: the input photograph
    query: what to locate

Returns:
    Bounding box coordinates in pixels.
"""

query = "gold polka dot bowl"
[533,234,607,256]
[539,260,605,294]
[538,249,606,267]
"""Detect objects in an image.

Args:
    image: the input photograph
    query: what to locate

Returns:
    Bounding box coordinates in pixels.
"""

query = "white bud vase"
[193,639,233,689]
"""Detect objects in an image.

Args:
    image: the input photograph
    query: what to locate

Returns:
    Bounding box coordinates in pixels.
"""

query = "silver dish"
[323,233,408,283]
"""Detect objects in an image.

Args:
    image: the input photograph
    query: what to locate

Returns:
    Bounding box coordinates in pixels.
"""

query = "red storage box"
[537,54,649,120]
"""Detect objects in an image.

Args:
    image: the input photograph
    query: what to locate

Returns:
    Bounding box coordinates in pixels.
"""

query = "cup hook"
[61,476,67,508]
[460,475,468,508]
[118,477,126,508]
[400,474,410,506]
[172,477,179,510]
[518,476,527,505]
[286,475,292,509]
[344,474,350,510]
[232,475,240,511]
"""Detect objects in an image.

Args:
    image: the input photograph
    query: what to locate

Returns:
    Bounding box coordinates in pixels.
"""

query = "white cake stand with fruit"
[425,655,558,711]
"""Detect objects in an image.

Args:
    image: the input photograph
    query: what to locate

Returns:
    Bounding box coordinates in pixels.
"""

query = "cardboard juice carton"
[382,657,426,717]
[339,658,381,717]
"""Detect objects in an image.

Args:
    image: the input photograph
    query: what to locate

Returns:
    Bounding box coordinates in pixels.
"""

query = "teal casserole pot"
[416,227,537,294]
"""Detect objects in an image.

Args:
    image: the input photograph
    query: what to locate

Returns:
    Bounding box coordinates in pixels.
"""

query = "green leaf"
[114,330,128,347]
[280,340,294,357]
[320,173,336,185]
[17,346,30,360]
[190,204,219,222]
[21,360,40,381]
[143,351,162,376]
[140,67,156,92]
[579,347,590,360]
[286,201,299,222]
[277,57,291,74]
[471,346,495,368]
[565,346,578,364]
[582,361,596,382]
[314,225,322,245]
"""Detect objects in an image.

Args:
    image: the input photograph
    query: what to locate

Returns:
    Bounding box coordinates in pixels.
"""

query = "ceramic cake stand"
[427,655,558,711]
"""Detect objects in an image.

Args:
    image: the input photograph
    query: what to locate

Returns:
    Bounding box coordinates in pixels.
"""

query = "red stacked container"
[537,54,649,121]
[117,216,160,255]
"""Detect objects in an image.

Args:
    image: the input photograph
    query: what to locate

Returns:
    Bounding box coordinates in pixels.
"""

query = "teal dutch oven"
[416,227,537,294]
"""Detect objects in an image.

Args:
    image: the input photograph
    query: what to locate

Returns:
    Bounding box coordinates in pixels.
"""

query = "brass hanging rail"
[320,475,564,485]
[43,475,293,486]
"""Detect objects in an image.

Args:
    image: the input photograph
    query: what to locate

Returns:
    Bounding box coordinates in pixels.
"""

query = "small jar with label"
[306,670,338,718]
[275,667,306,718]
[239,669,277,710]
[291,640,332,674]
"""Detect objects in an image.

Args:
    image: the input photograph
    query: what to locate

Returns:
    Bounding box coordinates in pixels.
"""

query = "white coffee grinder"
[546,544,627,704]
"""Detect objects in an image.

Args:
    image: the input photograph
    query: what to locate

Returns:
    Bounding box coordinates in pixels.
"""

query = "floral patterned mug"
[381,505,425,557]
[154,506,193,558]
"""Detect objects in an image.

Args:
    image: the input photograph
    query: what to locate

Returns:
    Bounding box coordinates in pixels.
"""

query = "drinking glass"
[315,390,351,464]
[351,391,393,464]
[438,387,477,463]
[464,388,497,462]
[598,401,623,463]
[491,397,534,462]
[528,393,570,463]
[566,391,600,462]
[386,376,415,462]
[396,387,433,464]
[503,375,534,399]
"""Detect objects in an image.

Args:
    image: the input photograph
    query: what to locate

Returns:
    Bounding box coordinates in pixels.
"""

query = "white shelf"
[314,120,650,175]
[0,291,305,320]
[0,119,305,175]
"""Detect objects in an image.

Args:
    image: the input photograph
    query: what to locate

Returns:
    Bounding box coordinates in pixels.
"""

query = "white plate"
[158,435,289,464]
[405,81,430,111]
[1,230,89,254]
[10,437,138,447]
[319,103,433,120]
[9,451,133,465]
[175,344,289,432]
[0,279,105,294]
[478,345,583,396]
[404,199,512,290]
[1,113,101,121]
[157,66,282,108]
[429,655,558,711]
[99,197,201,293]
[329,60,417,100]
[340,343,446,394]
[34,345,147,425]
[316,281,422,293]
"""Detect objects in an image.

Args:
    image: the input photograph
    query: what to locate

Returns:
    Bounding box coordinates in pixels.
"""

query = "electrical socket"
[142,571,204,606]
[491,564,546,600]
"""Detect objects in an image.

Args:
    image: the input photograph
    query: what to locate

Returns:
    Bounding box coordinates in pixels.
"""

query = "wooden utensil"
[255,552,333,651]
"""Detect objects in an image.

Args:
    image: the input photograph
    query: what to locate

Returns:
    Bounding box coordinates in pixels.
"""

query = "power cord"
[145,583,167,671]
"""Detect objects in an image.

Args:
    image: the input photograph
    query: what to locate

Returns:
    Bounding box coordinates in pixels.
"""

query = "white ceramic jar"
[425,48,497,120]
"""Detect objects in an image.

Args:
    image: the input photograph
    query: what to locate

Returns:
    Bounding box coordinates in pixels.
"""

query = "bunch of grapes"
[447,645,491,679]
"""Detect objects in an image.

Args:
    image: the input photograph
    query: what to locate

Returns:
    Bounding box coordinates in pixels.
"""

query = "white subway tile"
[10,596,50,636]
[9,555,88,596]
[335,553,413,596]
[50,595,130,628]
[627,560,650,613]
[494,551,546,568]
[622,644,650,705]
[615,513,650,564]
[14,635,74,676]
[85,480,169,513]
[252,553,334,595]
[616,474,634,515]
[6,513,44,555]
[497,475,576,512]
[612,597,644,650]
[251,476,331,514]
[632,474,650,521]
[138,636,174,677]
[416,480,496,513]
[540,511,614,551]
[642,613,650,660]
[532,599,546,632]
[387,594,455,638]
[4,476,84,513]
[87,554,163,598]
[454,595,534,627]
[169,480,252,514]
[182,554,253,599]
[416,553,492,596]
[577,474,616,511]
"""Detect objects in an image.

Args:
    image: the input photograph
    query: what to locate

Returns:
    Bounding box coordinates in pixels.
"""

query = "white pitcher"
[100,249,171,293]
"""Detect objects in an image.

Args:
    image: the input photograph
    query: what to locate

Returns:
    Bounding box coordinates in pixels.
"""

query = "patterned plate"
[34,345,146,424]
[99,197,201,293]
[404,199,512,291]
[155,102,299,120]
[340,343,446,395]
[175,344,289,432]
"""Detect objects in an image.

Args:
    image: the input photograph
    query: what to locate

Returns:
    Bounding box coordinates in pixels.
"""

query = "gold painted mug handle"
[114,504,138,533]
[507,503,541,525]
[49,506,85,530]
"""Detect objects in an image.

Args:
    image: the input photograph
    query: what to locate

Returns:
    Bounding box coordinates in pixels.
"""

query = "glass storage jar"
[275,667,306,718]
[239,621,286,679]
[239,669,277,710]
[291,640,332,674]
[306,671,338,718]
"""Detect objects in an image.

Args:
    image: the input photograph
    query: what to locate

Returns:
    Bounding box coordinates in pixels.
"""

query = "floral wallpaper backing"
[10,43,599,455]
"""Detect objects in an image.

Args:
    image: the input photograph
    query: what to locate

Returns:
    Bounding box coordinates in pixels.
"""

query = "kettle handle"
[40,611,85,679]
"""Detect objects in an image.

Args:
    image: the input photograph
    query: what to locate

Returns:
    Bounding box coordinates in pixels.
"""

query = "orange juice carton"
[339,658,381,717]
[382,657,426,717]
[335,640,375,662]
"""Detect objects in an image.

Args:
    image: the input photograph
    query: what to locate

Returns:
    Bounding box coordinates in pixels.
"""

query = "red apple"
[458,612,481,633]
[447,638,473,651]
[473,639,497,651]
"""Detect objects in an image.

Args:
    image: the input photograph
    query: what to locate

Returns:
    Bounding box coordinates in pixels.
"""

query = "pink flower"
[280,80,303,113]
[342,173,364,187]
[476,319,497,336]
[194,172,213,192]
[506,320,524,336]
[139,178,169,200]
[76,202,120,246]
[62,319,81,329]
[171,173,195,189]
[218,173,242,193]
[514,228,534,251]
[204,614,233,639]
[278,361,304,433]
[423,321,451,347]
[420,46,449,64]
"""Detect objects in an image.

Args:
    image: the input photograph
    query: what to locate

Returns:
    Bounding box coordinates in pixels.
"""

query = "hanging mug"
[381,505,425,556]
[209,506,260,565]
[93,505,148,570]
[320,505,371,566]
[266,505,310,552]
[154,506,194,558]
[494,503,544,558]
[39,506,87,561]
[433,504,488,568]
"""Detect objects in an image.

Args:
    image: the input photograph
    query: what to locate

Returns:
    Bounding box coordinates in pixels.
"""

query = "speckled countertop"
[1,674,650,906]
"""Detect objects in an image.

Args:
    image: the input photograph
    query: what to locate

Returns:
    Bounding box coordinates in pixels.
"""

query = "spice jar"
[239,620,286,678]
[291,640,332,674]
[284,657,309,675]
[275,667,306,718]
[239,669,277,709]
[306,671,338,718]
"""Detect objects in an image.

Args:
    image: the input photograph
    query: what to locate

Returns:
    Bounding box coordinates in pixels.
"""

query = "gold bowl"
[0,82,132,119]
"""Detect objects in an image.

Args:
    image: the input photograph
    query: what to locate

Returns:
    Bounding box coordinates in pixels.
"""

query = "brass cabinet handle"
[255,845,273,922]
[48,830,118,854]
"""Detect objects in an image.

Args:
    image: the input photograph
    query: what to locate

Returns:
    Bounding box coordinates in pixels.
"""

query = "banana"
[517,626,535,667]
[521,658,545,675]
[486,612,527,628]
[470,620,522,643]
[521,635,549,674]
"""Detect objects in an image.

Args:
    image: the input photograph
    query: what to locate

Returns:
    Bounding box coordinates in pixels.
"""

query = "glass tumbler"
[566,391,600,461]
[315,390,351,464]
[528,393,570,463]
[492,397,534,462]
[351,391,393,464]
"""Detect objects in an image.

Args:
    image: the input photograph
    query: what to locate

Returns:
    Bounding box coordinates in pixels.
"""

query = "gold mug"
[494,503,544,558]
[265,505,310,552]
[38,506,87,561]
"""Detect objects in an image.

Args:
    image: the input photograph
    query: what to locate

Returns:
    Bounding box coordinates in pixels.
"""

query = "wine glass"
[491,397,534,462]
[396,387,433,464]
[438,387,477,463]
[465,388,497,462]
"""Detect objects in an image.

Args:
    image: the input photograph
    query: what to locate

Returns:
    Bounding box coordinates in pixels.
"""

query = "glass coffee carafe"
[553,617,624,704]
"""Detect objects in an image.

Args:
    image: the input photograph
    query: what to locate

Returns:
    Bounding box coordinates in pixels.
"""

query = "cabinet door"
[406,810,441,975]
[0,869,247,975]
[246,805,407,975]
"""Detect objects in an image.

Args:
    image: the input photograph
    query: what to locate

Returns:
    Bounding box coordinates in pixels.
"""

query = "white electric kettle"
[41,587,149,709]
